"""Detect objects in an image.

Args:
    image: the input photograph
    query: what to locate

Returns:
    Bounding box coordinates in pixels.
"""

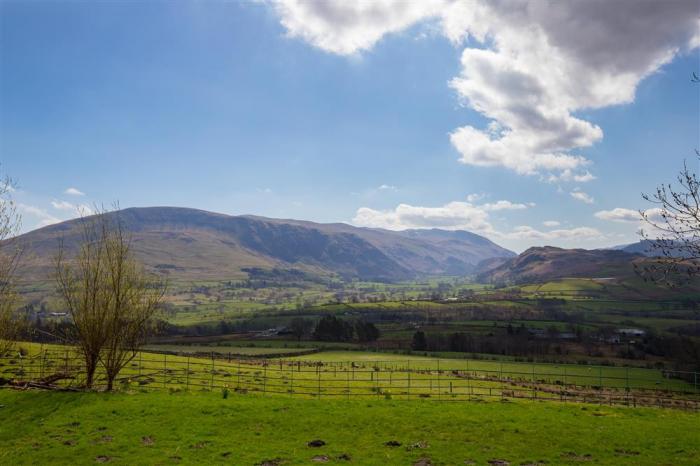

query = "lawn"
[0,389,698,465]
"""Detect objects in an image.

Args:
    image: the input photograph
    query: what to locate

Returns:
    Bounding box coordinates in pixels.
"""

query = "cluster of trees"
[311,315,380,342]
[411,330,551,356]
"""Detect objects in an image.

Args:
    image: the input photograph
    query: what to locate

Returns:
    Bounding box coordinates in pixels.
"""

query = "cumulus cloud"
[352,198,600,245]
[270,0,444,55]
[570,190,594,204]
[595,207,664,224]
[51,200,93,216]
[353,200,494,232]
[270,0,700,181]
[503,225,602,241]
[64,187,85,196]
[480,200,531,211]
[543,220,560,227]
[594,207,640,223]
[18,203,61,228]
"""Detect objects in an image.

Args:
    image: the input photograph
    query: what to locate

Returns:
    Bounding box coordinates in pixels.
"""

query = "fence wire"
[1,348,698,410]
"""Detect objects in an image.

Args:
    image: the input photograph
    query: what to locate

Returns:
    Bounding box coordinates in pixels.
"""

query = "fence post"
[163,353,167,389]
[139,352,143,378]
[237,359,241,389]
[186,356,190,392]
[317,365,321,399]
[39,344,44,380]
[437,360,441,401]
[407,361,411,400]
[210,352,214,390]
[263,363,267,396]
[531,364,535,400]
[346,364,350,400]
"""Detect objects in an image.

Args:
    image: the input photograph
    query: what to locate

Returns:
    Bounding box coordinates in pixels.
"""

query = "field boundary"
[1,349,698,411]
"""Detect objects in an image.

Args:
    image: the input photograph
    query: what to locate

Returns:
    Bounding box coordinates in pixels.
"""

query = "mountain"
[613,239,691,258]
[476,246,642,284]
[14,207,515,283]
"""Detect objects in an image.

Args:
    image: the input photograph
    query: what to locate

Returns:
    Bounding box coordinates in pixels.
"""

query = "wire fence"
[1,348,698,410]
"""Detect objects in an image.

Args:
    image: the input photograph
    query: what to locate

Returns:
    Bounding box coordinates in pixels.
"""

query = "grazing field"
[1,390,699,465]
[3,344,697,407]
[143,344,317,357]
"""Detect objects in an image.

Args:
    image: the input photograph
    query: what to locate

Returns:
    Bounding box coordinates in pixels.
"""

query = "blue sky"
[1,1,698,252]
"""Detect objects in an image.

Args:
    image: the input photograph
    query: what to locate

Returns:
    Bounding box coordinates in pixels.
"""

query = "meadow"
[1,388,699,465]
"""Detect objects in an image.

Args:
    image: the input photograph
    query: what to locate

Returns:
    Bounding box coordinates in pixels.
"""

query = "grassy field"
[1,389,699,465]
[3,344,697,401]
[143,344,316,357]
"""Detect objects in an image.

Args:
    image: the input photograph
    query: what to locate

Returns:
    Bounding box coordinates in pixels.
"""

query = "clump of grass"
[222,387,229,399]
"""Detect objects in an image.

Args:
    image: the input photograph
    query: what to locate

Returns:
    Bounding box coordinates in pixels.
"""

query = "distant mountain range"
[14,207,515,282]
[612,239,692,258]
[475,246,643,284]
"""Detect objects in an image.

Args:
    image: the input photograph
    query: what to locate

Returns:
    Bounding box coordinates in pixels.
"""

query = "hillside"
[476,246,643,284]
[13,207,514,283]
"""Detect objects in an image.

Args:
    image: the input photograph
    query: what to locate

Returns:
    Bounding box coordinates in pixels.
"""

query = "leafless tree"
[0,175,22,355]
[55,207,165,389]
[639,153,700,285]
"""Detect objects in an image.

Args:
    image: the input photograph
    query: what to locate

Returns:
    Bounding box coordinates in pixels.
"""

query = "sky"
[1,0,698,252]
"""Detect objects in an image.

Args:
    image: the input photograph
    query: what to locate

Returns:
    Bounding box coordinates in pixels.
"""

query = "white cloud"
[18,203,60,228]
[594,207,640,223]
[270,0,444,55]
[64,187,85,196]
[353,201,494,232]
[543,220,560,227]
[570,190,594,204]
[503,225,602,241]
[595,207,664,224]
[352,198,600,246]
[377,184,397,191]
[51,200,93,216]
[271,0,700,181]
[480,200,531,211]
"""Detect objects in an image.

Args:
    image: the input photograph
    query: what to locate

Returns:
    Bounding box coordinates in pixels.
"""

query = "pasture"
[1,389,699,465]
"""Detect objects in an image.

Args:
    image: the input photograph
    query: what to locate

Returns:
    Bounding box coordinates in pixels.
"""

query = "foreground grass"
[1,389,698,465]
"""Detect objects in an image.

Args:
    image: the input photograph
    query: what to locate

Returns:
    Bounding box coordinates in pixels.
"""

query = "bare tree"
[639,153,700,285]
[56,207,165,389]
[0,175,22,355]
[100,217,165,390]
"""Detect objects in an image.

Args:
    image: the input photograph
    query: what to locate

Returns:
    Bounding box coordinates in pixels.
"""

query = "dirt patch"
[256,459,283,466]
[413,458,432,466]
[487,460,510,466]
[141,436,154,446]
[95,456,111,463]
[385,440,402,447]
[615,449,640,456]
[312,456,329,463]
[307,439,326,448]
[562,452,592,462]
[337,453,352,461]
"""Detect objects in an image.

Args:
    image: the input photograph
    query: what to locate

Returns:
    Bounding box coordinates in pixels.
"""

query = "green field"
[3,344,697,403]
[1,389,698,465]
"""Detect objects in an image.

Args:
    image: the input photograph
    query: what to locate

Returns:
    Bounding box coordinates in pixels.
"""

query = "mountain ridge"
[14,206,515,283]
